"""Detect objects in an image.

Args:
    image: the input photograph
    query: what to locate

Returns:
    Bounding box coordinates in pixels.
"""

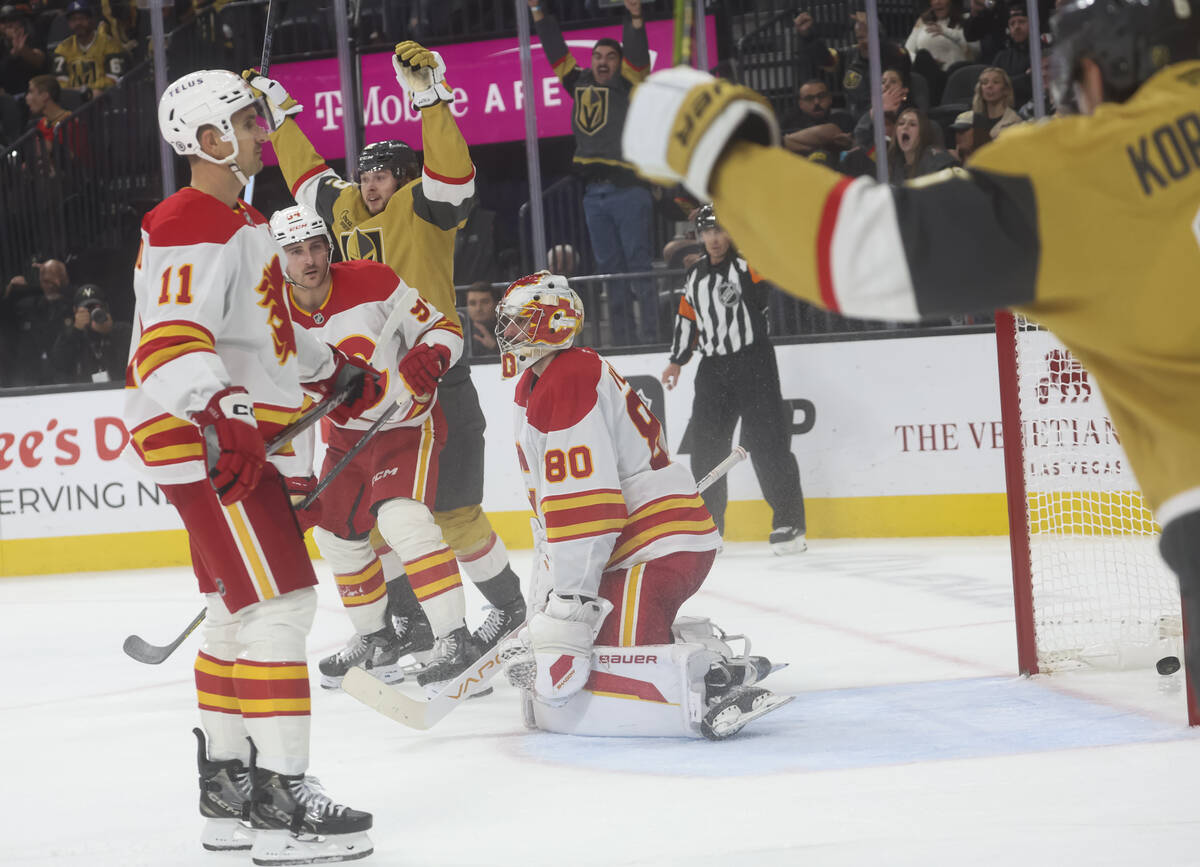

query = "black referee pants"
[689,339,806,536]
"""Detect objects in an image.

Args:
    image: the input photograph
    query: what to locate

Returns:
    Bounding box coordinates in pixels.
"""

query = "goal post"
[994,312,1190,713]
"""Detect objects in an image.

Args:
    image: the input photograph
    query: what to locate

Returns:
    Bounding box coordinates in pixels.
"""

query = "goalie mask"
[495,271,584,379]
[158,69,268,185]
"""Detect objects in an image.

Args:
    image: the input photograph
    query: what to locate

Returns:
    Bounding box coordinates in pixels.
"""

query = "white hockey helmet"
[495,271,584,380]
[270,204,331,249]
[158,69,263,172]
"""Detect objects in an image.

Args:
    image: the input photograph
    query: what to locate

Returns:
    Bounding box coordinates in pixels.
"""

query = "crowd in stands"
[0,0,1050,389]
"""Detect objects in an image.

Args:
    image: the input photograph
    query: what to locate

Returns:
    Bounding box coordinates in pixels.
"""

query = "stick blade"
[122,634,170,664]
[342,667,433,730]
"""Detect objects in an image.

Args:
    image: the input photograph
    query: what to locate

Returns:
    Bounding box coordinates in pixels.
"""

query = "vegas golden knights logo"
[341,227,385,262]
[574,85,609,136]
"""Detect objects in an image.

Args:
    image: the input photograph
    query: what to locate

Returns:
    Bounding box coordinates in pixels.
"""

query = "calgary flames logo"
[255,255,298,365]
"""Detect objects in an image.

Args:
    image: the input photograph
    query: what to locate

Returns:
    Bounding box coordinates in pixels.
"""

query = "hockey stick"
[244,0,285,205]
[122,387,353,665]
[121,608,206,666]
[341,445,748,729]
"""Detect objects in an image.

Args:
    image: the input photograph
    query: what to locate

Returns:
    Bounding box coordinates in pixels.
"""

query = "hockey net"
[995,312,1181,674]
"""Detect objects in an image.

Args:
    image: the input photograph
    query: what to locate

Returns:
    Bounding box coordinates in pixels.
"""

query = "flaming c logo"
[254,256,297,365]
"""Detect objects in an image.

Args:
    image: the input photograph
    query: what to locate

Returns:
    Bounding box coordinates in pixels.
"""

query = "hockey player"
[129,71,381,862]
[244,41,526,655]
[271,204,481,692]
[495,272,792,739]
[622,1,1200,711]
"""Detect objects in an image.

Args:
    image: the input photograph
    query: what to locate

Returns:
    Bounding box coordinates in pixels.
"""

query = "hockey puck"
[1156,656,1181,676]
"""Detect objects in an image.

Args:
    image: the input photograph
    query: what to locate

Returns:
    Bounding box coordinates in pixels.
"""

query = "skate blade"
[770,538,807,556]
[320,663,405,692]
[201,818,255,851]
[250,829,373,865]
[702,693,795,740]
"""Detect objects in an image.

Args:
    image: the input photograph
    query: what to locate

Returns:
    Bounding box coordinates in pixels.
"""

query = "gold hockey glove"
[392,41,454,108]
[622,67,778,201]
[241,70,303,129]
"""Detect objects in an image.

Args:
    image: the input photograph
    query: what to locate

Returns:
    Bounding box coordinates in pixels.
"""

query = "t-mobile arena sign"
[265,18,717,161]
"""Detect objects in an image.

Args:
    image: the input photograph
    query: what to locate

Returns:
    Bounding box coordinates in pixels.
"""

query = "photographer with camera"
[2,258,72,386]
[51,283,130,384]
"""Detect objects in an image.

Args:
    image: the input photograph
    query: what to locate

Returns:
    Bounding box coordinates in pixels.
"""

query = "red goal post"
[994,312,1195,722]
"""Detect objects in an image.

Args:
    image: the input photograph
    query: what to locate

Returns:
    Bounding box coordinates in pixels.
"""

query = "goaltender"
[623,0,1200,712]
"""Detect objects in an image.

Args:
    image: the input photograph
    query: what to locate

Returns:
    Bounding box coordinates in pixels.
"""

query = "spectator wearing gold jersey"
[53,0,128,99]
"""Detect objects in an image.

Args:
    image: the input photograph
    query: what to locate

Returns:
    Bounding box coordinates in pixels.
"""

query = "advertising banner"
[265,17,718,160]
[0,333,1013,545]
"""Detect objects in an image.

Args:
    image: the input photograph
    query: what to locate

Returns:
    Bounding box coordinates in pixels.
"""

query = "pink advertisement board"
[265,17,718,163]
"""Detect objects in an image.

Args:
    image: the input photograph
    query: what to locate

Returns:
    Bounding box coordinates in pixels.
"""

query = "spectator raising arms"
[530,0,657,346]
[53,0,128,98]
[907,0,974,71]
[888,107,957,180]
[0,4,47,97]
[973,66,1024,141]
[50,283,131,384]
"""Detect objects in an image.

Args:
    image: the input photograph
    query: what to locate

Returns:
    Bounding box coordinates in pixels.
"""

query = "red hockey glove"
[307,347,384,425]
[191,386,265,505]
[397,342,451,397]
[285,475,323,534]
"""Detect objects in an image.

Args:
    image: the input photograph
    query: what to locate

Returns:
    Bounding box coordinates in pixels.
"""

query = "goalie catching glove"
[192,386,265,505]
[392,41,454,108]
[304,347,385,425]
[240,70,303,129]
[621,66,779,201]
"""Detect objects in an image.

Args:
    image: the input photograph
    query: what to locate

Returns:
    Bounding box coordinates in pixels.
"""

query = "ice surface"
[2,538,1198,866]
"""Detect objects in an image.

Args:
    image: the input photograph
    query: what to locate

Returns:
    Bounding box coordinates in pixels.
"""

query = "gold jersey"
[270,102,476,329]
[52,27,127,90]
[710,60,1200,517]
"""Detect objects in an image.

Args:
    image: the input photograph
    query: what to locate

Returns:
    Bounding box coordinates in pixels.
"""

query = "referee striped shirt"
[668,254,770,365]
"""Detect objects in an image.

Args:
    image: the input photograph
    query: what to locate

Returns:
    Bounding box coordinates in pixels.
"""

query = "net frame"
[995,312,1182,676]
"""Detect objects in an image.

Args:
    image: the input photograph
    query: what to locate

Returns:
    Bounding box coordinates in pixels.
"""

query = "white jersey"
[514,347,721,599]
[286,259,464,431]
[124,187,336,485]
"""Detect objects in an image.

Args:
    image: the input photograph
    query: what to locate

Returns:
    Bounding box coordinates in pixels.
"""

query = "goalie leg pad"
[531,642,721,738]
[312,528,387,635]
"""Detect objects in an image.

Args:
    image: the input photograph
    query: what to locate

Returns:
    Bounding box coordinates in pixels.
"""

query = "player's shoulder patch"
[524,347,603,433]
[143,188,252,246]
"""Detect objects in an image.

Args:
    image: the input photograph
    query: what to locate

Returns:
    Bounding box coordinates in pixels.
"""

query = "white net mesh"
[1012,315,1180,671]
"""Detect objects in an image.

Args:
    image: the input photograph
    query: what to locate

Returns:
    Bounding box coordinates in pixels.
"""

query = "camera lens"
[91,306,109,324]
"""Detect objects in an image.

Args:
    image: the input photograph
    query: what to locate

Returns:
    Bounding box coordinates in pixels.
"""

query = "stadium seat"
[941,64,986,107]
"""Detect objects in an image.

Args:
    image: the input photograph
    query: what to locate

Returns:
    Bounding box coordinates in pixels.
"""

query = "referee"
[661,205,807,554]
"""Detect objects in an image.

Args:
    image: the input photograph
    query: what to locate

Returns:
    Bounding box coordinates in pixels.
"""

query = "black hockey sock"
[385,576,424,619]
[472,564,523,609]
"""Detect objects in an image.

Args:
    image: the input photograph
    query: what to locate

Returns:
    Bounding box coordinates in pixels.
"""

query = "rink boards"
[0,332,1015,575]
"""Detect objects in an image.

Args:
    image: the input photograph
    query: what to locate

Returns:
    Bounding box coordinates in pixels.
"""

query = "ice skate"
[769,526,807,555]
[700,686,794,740]
[470,595,527,653]
[194,727,254,852]
[248,766,373,865]
[415,625,492,697]
[703,654,779,697]
[319,622,414,691]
